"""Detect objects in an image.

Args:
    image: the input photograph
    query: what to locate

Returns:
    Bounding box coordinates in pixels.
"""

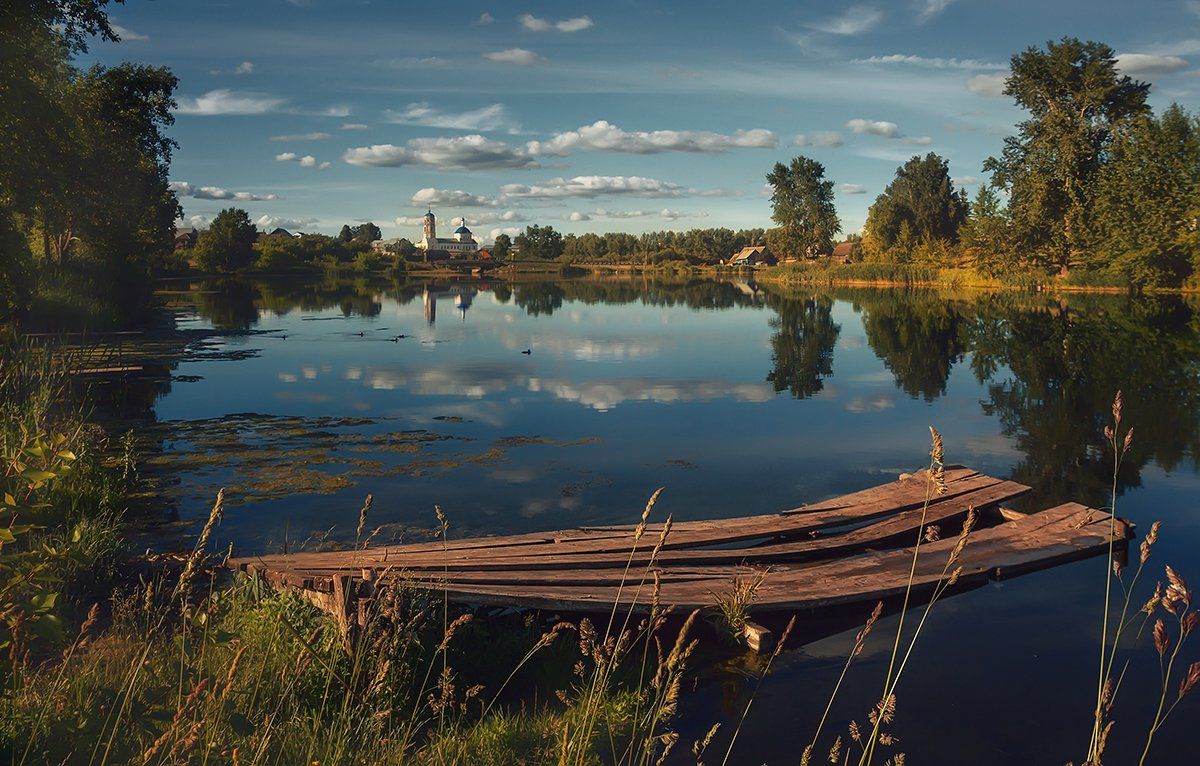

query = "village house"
[173,227,197,250]
[727,245,776,267]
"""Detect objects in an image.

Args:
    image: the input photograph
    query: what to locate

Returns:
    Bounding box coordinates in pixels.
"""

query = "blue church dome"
[454,225,471,234]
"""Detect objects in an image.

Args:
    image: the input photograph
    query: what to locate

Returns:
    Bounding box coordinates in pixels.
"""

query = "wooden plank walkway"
[229,466,1132,622]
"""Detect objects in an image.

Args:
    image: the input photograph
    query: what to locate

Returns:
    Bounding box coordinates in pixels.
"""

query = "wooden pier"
[229,466,1131,628]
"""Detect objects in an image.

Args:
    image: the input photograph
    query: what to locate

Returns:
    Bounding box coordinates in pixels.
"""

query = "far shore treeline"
[3,3,1200,332]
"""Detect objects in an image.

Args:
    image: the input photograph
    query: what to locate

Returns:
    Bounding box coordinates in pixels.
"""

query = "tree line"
[768,38,1200,288]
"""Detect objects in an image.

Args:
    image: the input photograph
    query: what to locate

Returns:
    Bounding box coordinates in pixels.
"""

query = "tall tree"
[984,37,1150,274]
[1089,104,1200,286]
[513,225,564,260]
[766,156,840,258]
[491,233,512,259]
[961,184,1015,275]
[863,153,968,261]
[350,222,381,242]
[194,208,258,272]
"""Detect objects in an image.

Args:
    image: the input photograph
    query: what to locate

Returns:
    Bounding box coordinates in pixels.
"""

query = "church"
[415,209,479,257]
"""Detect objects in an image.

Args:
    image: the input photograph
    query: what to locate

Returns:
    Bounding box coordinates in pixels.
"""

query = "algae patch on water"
[144,413,603,505]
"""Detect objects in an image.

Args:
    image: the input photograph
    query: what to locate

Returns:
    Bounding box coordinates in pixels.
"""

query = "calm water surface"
[141,275,1200,764]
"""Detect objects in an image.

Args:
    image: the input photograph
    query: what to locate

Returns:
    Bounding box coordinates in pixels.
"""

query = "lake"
[136,274,1199,764]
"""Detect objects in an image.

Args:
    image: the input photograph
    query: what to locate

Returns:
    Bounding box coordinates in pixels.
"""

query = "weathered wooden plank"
[365,504,1127,612]
[238,468,1019,573]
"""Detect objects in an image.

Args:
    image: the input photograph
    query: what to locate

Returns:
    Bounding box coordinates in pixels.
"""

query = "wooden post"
[742,619,775,653]
[331,573,352,638]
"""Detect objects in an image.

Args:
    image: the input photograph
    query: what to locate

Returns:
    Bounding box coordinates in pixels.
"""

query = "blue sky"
[85,0,1200,241]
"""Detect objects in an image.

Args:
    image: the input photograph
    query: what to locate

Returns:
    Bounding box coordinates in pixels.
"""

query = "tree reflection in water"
[181,274,1200,510]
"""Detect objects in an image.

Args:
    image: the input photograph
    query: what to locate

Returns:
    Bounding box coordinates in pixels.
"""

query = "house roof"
[833,242,856,257]
[730,245,767,262]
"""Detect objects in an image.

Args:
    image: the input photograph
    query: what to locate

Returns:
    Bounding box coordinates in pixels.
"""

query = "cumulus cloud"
[234,61,254,75]
[806,5,882,35]
[794,132,844,148]
[483,48,546,65]
[397,211,524,226]
[967,72,1008,97]
[1116,53,1190,75]
[276,152,331,169]
[489,227,522,240]
[499,176,684,200]
[583,208,704,221]
[846,118,900,137]
[838,183,867,194]
[170,181,279,201]
[853,54,1004,70]
[477,12,495,25]
[847,118,930,145]
[269,132,331,141]
[566,211,590,221]
[526,120,776,156]
[255,215,318,231]
[385,102,513,131]
[411,188,501,207]
[519,13,593,33]
[176,89,285,116]
[342,135,537,170]
[341,123,369,130]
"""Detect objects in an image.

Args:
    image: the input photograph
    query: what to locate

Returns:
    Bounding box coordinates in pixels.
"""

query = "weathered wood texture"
[229,466,1131,617]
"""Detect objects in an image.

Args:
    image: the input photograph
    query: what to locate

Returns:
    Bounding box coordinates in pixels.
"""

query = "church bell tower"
[423,209,436,242]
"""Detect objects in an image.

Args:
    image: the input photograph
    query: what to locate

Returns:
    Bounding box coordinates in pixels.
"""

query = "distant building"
[832,241,861,263]
[174,227,198,250]
[727,245,775,267]
[267,227,295,238]
[477,249,493,260]
[370,239,400,253]
[416,210,479,257]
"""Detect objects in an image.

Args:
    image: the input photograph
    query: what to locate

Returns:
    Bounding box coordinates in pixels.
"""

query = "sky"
[83,0,1200,242]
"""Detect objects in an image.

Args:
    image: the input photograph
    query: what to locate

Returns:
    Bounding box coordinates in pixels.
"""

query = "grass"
[2,339,1200,763]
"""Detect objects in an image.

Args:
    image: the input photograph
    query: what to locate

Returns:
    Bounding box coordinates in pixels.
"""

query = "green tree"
[766,156,840,258]
[195,208,258,272]
[350,222,381,242]
[984,37,1150,274]
[1089,104,1200,287]
[338,224,353,242]
[961,184,1016,275]
[491,233,512,259]
[863,153,968,262]
[513,225,564,260]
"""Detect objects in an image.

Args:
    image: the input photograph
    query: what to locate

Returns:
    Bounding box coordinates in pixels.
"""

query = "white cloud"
[519,13,593,33]
[846,118,900,137]
[952,175,979,187]
[526,120,776,155]
[184,214,210,228]
[853,54,1004,70]
[341,123,369,130]
[477,12,495,25]
[966,72,1008,97]
[255,215,318,231]
[483,48,546,65]
[397,211,523,227]
[838,183,867,194]
[170,181,279,201]
[794,132,844,148]
[411,188,501,207]
[901,135,932,145]
[806,5,882,35]
[323,105,351,117]
[499,176,685,200]
[385,102,513,131]
[566,211,590,221]
[342,135,537,170]
[110,23,148,41]
[489,227,523,240]
[584,208,704,221]
[175,89,286,115]
[1116,53,1190,75]
[916,0,956,22]
[269,132,332,141]
[276,153,330,169]
[234,61,254,75]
